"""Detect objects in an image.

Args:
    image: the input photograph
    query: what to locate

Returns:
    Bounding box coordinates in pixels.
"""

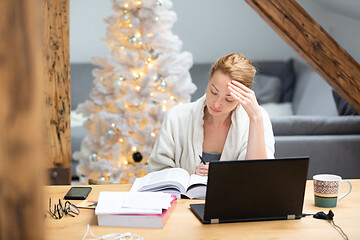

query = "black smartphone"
[64,187,92,200]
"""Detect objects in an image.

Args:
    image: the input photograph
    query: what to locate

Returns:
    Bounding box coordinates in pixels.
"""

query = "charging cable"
[303,210,348,240]
[82,224,144,240]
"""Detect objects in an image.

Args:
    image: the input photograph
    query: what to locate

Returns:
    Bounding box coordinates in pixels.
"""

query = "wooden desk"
[45,180,359,240]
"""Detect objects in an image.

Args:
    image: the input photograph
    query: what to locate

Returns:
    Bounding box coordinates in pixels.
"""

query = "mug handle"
[339,180,352,201]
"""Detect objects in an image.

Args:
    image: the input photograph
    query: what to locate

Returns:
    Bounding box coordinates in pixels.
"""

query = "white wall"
[70,0,360,64]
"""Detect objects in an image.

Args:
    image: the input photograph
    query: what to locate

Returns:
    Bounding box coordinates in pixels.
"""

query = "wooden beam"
[0,0,44,239]
[42,0,71,184]
[246,0,360,113]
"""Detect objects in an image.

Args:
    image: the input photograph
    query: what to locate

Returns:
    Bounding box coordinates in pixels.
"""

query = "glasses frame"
[48,198,80,219]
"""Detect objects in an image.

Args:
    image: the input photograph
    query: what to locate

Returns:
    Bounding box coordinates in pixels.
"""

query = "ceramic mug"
[313,174,352,208]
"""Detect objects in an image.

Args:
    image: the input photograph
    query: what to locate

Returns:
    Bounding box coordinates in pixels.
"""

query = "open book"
[130,168,208,199]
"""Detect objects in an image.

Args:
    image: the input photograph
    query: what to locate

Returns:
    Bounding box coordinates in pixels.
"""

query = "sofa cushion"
[258,59,296,103]
[332,90,359,115]
[252,74,282,104]
[291,62,338,116]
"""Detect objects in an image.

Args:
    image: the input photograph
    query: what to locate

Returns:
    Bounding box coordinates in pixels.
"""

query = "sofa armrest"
[271,116,360,136]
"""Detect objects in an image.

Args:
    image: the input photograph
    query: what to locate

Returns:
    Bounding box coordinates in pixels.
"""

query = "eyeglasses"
[49,198,80,219]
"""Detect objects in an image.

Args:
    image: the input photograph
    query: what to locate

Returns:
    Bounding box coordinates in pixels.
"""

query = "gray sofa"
[71,60,360,179]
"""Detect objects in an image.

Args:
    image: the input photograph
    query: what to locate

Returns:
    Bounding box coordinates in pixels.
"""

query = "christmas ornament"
[150,48,159,60]
[105,127,116,139]
[113,77,124,89]
[155,0,162,7]
[128,35,139,45]
[153,73,162,82]
[158,79,167,90]
[132,151,143,162]
[88,152,99,162]
[121,12,130,22]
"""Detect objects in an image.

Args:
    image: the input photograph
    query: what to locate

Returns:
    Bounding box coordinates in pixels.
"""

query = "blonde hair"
[210,53,256,89]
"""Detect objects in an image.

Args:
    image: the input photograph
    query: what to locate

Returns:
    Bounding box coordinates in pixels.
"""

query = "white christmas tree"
[73,0,196,184]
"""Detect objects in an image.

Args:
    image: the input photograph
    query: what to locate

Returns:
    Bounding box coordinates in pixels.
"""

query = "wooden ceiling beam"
[245,0,360,113]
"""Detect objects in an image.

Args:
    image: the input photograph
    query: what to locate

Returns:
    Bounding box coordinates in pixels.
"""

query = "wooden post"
[246,0,360,113]
[42,0,71,184]
[0,0,44,239]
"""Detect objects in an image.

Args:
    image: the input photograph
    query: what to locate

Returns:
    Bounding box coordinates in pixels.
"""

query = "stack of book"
[95,191,177,228]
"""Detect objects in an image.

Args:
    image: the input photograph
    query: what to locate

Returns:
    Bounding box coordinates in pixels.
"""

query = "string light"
[124,3,129,8]
[133,73,140,79]
[135,85,141,92]
[170,96,175,100]
[151,132,156,137]
[132,147,137,152]
[118,138,124,143]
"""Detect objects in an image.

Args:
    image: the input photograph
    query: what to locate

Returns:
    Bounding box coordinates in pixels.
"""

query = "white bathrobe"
[148,94,275,174]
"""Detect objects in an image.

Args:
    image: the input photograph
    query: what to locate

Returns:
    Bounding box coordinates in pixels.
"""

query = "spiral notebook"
[190,157,309,224]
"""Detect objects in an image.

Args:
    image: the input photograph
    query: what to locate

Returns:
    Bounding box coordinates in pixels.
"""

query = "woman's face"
[205,71,238,117]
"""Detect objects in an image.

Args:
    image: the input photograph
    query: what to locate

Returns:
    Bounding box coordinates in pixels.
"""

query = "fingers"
[229,80,251,93]
[195,163,209,176]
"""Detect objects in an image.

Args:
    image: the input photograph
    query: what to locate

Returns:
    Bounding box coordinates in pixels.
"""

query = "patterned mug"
[313,174,352,208]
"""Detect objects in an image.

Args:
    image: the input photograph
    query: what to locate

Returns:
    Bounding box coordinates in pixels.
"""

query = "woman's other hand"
[228,80,262,120]
[195,162,209,176]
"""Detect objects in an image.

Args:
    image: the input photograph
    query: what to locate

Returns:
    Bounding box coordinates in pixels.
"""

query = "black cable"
[302,210,349,240]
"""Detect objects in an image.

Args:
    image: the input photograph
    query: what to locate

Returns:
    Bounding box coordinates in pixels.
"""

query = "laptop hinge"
[287,214,296,220]
[210,219,219,224]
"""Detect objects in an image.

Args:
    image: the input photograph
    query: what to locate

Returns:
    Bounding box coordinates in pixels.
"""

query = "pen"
[199,155,206,165]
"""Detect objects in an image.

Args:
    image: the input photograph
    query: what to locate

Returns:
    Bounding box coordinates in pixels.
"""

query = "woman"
[148,53,275,176]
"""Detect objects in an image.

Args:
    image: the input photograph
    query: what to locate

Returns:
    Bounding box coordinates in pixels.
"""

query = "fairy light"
[132,146,137,152]
[136,1,142,6]
[162,105,166,111]
[133,73,140,79]
[124,3,129,8]
[135,85,141,92]
[170,96,175,100]
[151,132,156,137]
[118,138,124,143]
[120,46,125,50]
[155,17,159,21]
[129,24,133,28]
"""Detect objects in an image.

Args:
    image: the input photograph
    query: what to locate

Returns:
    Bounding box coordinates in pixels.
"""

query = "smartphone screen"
[64,187,92,200]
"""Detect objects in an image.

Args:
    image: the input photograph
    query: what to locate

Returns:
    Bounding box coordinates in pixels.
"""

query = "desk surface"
[45,180,359,240]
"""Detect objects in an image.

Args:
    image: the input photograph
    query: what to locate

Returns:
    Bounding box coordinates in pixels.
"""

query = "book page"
[131,168,190,193]
[187,174,208,188]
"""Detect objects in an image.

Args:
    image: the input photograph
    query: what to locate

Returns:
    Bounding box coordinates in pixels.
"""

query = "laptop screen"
[203,157,309,222]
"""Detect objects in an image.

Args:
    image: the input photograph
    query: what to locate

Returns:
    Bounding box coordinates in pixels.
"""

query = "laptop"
[190,157,309,224]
